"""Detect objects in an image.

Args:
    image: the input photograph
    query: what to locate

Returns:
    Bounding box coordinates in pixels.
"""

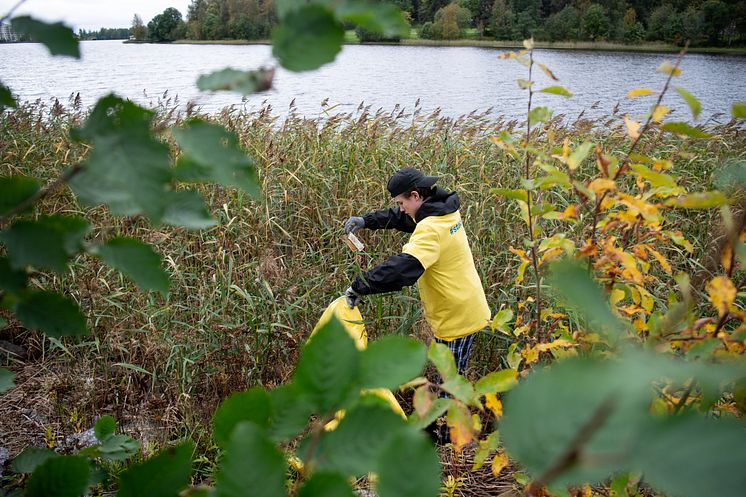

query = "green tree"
[147,7,186,42]
[582,3,609,41]
[702,0,730,44]
[622,8,645,43]
[131,13,147,41]
[491,0,515,39]
[544,5,579,41]
[432,2,471,38]
[186,0,209,39]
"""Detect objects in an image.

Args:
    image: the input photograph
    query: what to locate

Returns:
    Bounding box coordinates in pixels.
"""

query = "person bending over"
[344,167,491,376]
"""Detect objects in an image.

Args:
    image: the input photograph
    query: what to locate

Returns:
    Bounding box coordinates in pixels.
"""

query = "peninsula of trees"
[132,0,746,46]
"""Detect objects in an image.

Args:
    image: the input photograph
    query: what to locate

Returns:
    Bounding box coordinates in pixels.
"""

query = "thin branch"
[0,163,82,227]
[526,398,615,496]
[0,0,28,24]
[523,46,543,341]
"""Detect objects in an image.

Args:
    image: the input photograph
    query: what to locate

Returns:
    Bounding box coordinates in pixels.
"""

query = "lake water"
[1,39,745,121]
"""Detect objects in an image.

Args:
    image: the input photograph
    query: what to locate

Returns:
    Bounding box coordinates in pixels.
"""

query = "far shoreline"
[152,38,746,55]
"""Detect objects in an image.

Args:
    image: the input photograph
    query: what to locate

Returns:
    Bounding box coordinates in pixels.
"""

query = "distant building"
[0,21,18,42]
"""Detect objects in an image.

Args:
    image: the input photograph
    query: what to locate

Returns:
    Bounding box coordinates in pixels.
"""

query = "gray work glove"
[345,286,362,308]
[344,216,365,234]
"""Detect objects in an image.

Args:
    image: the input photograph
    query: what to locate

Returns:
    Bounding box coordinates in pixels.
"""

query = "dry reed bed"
[1,99,743,480]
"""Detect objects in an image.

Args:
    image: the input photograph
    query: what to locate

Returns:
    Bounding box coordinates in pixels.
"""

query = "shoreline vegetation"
[145,37,746,54]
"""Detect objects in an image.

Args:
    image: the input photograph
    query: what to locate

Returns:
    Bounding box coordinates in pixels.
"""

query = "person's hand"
[344,216,365,234]
[345,286,362,308]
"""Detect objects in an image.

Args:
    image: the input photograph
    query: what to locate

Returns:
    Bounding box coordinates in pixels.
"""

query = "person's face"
[394,190,424,219]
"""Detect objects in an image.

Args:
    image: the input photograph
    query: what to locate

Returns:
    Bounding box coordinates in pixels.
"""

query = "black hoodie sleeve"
[351,253,424,295]
[363,208,416,233]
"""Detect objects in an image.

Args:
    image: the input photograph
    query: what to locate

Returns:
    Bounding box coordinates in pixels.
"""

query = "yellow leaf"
[485,393,503,418]
[610,288,626,306]
[491,452,509,477]
[523,38,534,49]
[515,260,529,285]
[721,242,734,273]
[646,247,673,275]
[652,105,670,123]
[639,286,655,312]
[657,61,682,76]
[588,178,617,194]
[624,115,641,140]
[522,345,539,364]
[538,62,558,81]
[706,276,736,317]
[447,403,475,451]
[413,385,433,417]
[627,88,655,98]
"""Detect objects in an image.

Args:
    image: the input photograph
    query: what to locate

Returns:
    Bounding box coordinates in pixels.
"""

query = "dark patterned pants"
[435,332,477,377]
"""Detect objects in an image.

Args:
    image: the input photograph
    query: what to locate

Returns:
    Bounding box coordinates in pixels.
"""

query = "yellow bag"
[311,296,406,424]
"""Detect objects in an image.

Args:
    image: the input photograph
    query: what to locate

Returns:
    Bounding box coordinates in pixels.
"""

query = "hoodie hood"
[415,187,460,222]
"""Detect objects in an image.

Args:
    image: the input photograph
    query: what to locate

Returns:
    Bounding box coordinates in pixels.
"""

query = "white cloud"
[1,0,192,31]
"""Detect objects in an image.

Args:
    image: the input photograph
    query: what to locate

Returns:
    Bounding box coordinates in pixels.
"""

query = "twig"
[525,397,615,496]
[0,163,82,227]
[0,0,28,24]
[523,46,543,342]
[587,42,690,266]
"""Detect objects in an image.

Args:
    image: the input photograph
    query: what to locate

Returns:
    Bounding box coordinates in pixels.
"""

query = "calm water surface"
[1,40,745,121]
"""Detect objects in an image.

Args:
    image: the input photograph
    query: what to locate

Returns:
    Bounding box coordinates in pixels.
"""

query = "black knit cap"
[386,167,439,198]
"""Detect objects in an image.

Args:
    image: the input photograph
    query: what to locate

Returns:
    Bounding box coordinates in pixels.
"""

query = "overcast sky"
[1,1,193,31]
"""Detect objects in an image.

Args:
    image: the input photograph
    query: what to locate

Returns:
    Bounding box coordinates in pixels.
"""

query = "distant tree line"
[76,27,131,41]
[137,0,746,45]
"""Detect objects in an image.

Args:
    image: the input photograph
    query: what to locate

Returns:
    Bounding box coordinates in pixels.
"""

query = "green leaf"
[539,86,573,97]
[14,291,87,338]
[492,188,528,202]
[197,67,274,95]
[0,215,89,274]
[162,190,217,229]
[293,316,359,414]
[635,416,746,497]
[661,122,712,139]
[11,16,80,58]
[629,164,678,189]
[473,431,500,470]
[732,102,746,119]
[337,1,409,38]
[0,367,15,394]
[359,336,426,390]
[213,388,271,449]
[0,82,16,109]
[268,383,315,442]
[69,95,173,223]
[0,175,38,216]
[26,456,90,497]
[567,142,594,170]
[408,397,451,429]
[0,256,27,293]
[441,375,479,406]
[298,473,354,497]
[667,191,728,209]
[11,447,56,473]
[428,342,457,382]
[96,237,169,296]
[272,5,344,72]
[172,119,259,197]
[97,434,141,461]
[118,442,193,497]
[475,369,519,397]
[94,415,116,441]
[517,79,533,89]
[215,422,285,497]
[528,106,552,124]
[489,308,514,334]
[376,430,441,497]
[316,401,408,476]
[675,87,701,120]
[547,259,625,339]
[714,159,746,192]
